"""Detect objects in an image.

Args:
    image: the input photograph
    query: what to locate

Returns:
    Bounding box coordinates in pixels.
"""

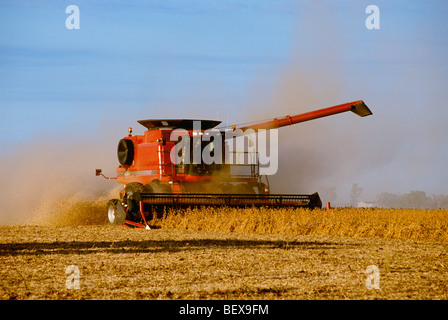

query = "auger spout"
[240,100,372,131]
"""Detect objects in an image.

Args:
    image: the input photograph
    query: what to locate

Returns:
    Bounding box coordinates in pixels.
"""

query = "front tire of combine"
[125,182,146,196]
[107,199,125,225]
[148,180,172,193]
[124,182,146,220]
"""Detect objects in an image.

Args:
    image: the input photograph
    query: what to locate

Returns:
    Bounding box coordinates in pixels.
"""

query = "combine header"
[97,100,372,228]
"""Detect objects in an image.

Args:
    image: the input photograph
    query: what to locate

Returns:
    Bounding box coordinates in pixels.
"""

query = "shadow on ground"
[0,238,358,256]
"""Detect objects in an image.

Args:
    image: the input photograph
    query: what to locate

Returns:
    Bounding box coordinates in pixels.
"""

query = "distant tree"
[432,194,448,209]
[376,192,399,208]
[402,190,429,209]
[376,190,448,209]
[350,183,363,206]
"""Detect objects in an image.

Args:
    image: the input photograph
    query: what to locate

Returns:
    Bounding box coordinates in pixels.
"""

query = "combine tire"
[148,180,172,193]
[107,199,126,225]
[125,182,146,214]
[125,182,146,197]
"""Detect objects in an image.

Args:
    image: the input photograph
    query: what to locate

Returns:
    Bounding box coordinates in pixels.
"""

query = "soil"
[0,225,447,300]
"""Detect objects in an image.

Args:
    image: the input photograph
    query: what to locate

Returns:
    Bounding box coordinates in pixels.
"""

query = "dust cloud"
[0,120,121,225]
[241,3,447,205]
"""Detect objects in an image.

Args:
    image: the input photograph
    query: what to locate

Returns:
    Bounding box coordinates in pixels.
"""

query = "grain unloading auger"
[97,100,372,228]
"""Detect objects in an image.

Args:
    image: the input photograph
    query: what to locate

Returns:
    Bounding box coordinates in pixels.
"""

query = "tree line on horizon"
[375,190,448,209]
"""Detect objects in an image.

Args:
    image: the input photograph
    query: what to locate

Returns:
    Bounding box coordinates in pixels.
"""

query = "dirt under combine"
[96,100,372,228]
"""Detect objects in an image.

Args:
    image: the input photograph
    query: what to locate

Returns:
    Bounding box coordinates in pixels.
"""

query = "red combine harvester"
[97,100,372,228]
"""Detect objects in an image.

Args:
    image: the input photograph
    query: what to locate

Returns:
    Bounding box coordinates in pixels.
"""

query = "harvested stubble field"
[1,201,448,300]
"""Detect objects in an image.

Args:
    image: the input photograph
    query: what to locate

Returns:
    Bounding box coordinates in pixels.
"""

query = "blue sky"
[1,1,297,142]
[1,0,447,208]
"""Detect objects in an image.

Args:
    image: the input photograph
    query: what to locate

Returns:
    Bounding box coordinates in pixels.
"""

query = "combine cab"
[97,100,372,228]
